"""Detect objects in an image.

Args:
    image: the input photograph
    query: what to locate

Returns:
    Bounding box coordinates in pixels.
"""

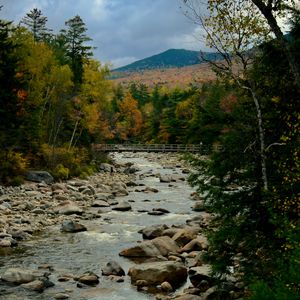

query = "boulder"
[25,171,54,184]
[192,201,206,212]
[102,261,125,276]
[1,268,39,284]
[178,236,209,253]
[53,201,83,215]
[112,200,132,211]
[188,265,215,288]
[124,166,139,174]
[20,279,45,292]
[119,236,179,258]
[78,272,99,285]
[172,228,199,247]
[128,261,187,287]
[61,220,87,233]
[202,286,231,300]
[139,224,169,239]
[91,200,110,207]
[99,163,115,173]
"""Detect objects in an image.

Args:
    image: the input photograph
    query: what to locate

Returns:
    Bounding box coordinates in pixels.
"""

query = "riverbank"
[0,152,244,300]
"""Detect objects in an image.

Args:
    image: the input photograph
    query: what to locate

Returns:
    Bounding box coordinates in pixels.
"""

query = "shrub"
[0,150,28,185]
[53,164,69,180]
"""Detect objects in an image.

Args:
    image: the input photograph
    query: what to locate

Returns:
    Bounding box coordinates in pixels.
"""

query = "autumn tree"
[183,0,270,189]
[114,93,143,141]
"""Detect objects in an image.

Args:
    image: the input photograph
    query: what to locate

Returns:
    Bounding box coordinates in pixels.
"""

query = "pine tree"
[60,15,93,87]
[21,8,52,42]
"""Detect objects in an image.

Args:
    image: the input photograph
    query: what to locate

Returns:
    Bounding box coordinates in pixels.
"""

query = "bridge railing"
[92,144,205,153]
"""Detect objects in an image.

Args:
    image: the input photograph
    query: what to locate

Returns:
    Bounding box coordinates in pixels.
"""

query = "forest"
[0,0,299,299]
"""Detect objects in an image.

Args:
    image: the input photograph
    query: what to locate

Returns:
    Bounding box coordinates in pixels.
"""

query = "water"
[0,152,197,300]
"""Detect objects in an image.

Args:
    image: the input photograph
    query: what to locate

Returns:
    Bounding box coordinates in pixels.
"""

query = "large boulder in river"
[188,265,215,288]
[128,261,187,287]
[112,200,132,211]
[139,224,169,239]
[60,220,87,233]
[1,268,39,284]
[26,171,54,184]
[102,261,125,276]
[119,236,179,258]
[53,201,83,215]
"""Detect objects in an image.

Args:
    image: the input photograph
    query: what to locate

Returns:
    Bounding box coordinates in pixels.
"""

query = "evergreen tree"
[20,8,52,42]
[0,17,23,149]
[60,15,93,87]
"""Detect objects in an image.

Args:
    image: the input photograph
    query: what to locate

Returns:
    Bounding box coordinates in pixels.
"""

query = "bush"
[53,164,69,180]
[0,150,28,185]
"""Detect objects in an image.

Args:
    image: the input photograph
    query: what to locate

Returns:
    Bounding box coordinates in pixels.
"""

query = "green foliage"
[20,8,52,42]
[60,15,93,86]
[0,151,28,185]
[53,164,69,180]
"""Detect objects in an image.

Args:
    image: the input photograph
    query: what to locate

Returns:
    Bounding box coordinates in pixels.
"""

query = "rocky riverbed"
[0,152,245,300]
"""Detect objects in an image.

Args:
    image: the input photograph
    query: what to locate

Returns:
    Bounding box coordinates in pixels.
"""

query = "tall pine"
[21,8,52,42]
[60,15,93,87]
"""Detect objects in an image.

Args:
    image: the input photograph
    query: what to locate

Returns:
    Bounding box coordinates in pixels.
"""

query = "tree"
[20,8,52,42]
[183,0,270,190]
[250,0,300,87]
[60,15,93,87]
[0,17,24,149]
[114,93,143,141]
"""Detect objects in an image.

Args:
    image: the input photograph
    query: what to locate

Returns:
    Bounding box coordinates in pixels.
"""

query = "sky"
[0,0,207,68]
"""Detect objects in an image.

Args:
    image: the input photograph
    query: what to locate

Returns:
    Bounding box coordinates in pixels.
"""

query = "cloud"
[0,0,204,66]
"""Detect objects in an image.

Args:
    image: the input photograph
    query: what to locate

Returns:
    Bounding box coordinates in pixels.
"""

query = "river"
[0,152,198,300]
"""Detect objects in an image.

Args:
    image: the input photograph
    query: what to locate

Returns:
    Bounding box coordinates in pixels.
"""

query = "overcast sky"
[0,0,207,68]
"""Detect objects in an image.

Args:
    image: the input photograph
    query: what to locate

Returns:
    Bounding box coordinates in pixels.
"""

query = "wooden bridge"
[93,144,205,153]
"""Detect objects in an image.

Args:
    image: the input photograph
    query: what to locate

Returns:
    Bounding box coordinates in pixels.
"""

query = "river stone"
[91,200,110,207]
[61,220,87,233]
[78,272,99,285]
[159,175,172,183]
[53,293,70,299]
[202,286,231,300]
[26,171,54,184]
[1,268,38,284]
[178,236,209,253]
[172,228,199,247]
[100,163,115,173]
[188,265,215,288]
[128,261,187,287]
[139,224,169,239]
[0,239,12,247]
[119,236,179,258]
[112,200,132,211]
[102,261,125,276]
[193,201,206,212]
[94,193,109,200]
[174,294,202,300]
[53,201,83,215]
[161,281,173,292]
[20,279,45,292]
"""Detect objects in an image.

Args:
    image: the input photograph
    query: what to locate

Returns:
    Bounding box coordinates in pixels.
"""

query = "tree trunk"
[68,119,79,150]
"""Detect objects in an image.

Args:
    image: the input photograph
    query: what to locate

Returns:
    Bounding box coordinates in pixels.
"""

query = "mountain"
[113,49,223,72]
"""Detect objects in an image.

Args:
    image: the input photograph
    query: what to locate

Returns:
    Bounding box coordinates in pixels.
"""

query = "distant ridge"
[114,49,223,72]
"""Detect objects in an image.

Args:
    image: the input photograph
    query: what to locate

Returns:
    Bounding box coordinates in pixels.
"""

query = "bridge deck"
[93,144,202,153]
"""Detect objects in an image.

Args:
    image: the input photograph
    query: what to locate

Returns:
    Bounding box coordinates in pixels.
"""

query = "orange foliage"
[115,92,143,140]
[220,94,238,113]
